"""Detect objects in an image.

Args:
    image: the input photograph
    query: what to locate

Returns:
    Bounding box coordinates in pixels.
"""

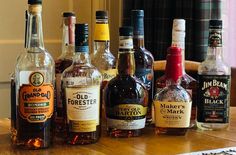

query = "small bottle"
[15,0,55,149]
[91,11,116,117]
[153,47,192,135]
[55,12,76,134]
[155,19,197,127]
[197,20,231,130]
[104,27,148,138]
[131,10,154,125]
[62,24,102,144]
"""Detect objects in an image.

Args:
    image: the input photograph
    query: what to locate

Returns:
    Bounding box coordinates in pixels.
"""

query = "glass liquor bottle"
[91,11,116,117]
[155,19,197,127]
[131,10,154,125]
[55,12,76,134]
[153,47,192,135]
[14,0,55,149]
[104,27,148,138]
[197,20,231,130]
[62,24,102,144]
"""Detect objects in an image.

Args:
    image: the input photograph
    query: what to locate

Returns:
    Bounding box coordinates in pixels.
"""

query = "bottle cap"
[28,0,42,5]
[119,26,133,36]
[131,10,144,17]
[172,19,185,32]
[209,20,222,29]
[131,10,144,36]
[96,11,108,19]
[165,47,183,82]
[63,12,75,17]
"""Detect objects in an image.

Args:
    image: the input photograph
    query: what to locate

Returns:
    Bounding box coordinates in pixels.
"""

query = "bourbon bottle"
[197,20,231,130]
[62,24,102,144]
[155,19,197,127]
[153,47,192,135]
[104,27,148,138]
[131,10,154,125]
[55,12,76,134]
[14,0,55,149]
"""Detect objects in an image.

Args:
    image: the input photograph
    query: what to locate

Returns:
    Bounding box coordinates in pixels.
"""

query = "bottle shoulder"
[154,85,191,102]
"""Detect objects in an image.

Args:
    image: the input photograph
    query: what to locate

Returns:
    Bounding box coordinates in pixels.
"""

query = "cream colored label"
[154,101,192,128]
[101,69,117,82]
[66,86,100,132]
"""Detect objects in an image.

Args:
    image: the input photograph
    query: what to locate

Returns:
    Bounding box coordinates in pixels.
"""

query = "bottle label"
[65,86,100,132]
[107,104,147,130]
[135,68,153,90]
[209,29,222,47]
[154,101,192,128]
[19,71,54,123]
[101,69,117,82]
[94,23,110,41]
[197,75,230,123]
[119,38,133,49]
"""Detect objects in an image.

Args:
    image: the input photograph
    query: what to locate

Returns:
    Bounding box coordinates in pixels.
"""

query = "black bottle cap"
[131,10,144,17]
[96,11,108,19]
[28,0,42,5]
[63,12,75,17]
[209,20,222,29]
[119,26,133,36]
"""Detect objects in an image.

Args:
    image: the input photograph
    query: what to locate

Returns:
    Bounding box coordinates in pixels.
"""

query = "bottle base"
[14,138,50,149]
[107,128,142,138]
[67,132,100,145]
[196,122,229,131]
[155,127,188,136]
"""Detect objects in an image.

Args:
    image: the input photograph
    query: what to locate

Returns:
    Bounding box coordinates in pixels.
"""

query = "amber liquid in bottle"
[55,12,75,134]
[62,24,102,144]
[104,27,148,138]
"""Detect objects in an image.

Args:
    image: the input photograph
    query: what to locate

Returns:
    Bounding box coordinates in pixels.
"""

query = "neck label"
[94,23,110,41]
[209,29,222,47]
[119,38,133,49]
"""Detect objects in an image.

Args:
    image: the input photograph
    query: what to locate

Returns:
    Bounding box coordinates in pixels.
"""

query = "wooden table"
[1,108,236,155]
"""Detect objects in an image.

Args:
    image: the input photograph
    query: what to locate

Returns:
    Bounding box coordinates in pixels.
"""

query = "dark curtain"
[122,0,222,62]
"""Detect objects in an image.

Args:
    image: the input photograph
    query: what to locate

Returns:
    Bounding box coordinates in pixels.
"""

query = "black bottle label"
[197,75,230,123]
[135,68,153,90]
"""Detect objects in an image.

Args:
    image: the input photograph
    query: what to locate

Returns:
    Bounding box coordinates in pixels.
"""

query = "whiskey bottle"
[55,12,76,134]
[131,10,154,125]
[62,24,102,144]
[14,0,55,149]
[197,20,231,130]
[91,11,116,117]
[155,19,197,127]
[104,27,148,138]
[153,47,192,135]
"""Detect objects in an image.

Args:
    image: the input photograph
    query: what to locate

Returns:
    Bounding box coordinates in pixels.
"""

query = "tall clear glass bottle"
[91,11,116,118]
[131,10,154,125]
[155,19,197,127]
[197,20,231,130]
[104,27,148,138]
[14,0,55,149]
[62,24,102,144]
[55,12,76,134]
[153,47,192,135]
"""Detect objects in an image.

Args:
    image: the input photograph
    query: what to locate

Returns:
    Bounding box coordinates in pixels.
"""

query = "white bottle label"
[65,86,100,132]
[107,118,146,130]
[154,101,192,128]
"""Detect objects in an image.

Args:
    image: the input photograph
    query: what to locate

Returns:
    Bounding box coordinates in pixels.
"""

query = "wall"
[0,0,121,118]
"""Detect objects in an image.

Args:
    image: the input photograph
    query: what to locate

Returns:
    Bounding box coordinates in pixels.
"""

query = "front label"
[154,101,192,128]
[107,104,147,130]
[66,86,100,132]
[101,69,117,82]
[19,71,54,123]
[94,23,110,41]
[197,75,230,123]
[135,68,153,90]
[119,38,133,49]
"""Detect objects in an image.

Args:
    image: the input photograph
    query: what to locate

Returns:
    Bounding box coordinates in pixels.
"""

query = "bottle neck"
[132,15,145,49]
[73,52,91,65]
[206,28,223,61]
[166,78,181,87]
[133,37,145,49]
[171,30,186,74]
[62,16,75,55]
[117,36,135,76]
[26,4,44,50]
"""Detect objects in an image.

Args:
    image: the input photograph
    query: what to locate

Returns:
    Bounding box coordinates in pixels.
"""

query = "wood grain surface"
[0,108,236,155]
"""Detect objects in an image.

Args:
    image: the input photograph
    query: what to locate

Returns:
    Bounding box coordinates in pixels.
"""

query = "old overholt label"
[197,75,230,123]
[19,72,54,123]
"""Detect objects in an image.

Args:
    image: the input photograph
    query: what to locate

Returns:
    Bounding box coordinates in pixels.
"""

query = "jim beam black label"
[197,75,230,123]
